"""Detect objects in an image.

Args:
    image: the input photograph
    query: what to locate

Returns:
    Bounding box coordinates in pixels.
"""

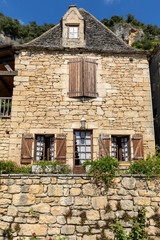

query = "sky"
[0,0,160,27]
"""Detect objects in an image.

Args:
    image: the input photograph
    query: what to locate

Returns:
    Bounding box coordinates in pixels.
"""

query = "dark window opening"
[111,136,130,161]
[35,135,54,161]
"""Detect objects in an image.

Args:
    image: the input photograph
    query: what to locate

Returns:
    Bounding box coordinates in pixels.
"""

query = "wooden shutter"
[55,134,66,162]
[132,134,144,160]
[84,58,98,98]
[99,134,110,157]
[21,133,33,164]
[68,58,83,97]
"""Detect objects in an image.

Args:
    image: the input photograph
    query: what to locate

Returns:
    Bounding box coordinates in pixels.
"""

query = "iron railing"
[0,97,12,118]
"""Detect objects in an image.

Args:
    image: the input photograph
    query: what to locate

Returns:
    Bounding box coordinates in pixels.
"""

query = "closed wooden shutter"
[21,133,33,164]
[99,134,110,157]
[55,134,66,162]
[132,134,143,160]
[68,58,83,97]
[84,58,98,98]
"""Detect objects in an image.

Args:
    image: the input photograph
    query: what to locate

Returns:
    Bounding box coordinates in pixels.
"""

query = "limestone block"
[19,224,47,236]
[104,229,115,240]
[76,226,89,233]
[92,197,108,209]
[8,185,21,194]
[67,217,81,225]
[7,205,18,216]
[0,199,11,205]
[40,177,51,184]
[13,194,35,206]
[75,197,89,205]
[86,210,100,220]
[82,235,96,240]
[70,188,81,196]
[134,197,151,206]
[48,185,64,196]
[121,177,136,190]
[57,216,66,224]
[29,185,43,194]
[1,216,13,222]
[48,227,60,235]
[61,225,75,235]
[32,203,50,213]
[0,222,10,230]
[51,206,69,216]
[120,200,133,210]
[59,197,74,206]
[39,215,56,224]
[83,184,97,196]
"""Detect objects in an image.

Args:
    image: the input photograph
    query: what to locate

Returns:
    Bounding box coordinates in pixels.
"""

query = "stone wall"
[0,49,154,165]
[0,175,160,239]
[0,119,11,161]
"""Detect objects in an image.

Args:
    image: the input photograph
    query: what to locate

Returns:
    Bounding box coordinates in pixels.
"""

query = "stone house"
[149,43,160,147]
[0,5,155,173]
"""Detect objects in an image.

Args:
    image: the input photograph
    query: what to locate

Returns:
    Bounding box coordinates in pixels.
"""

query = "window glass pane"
[81,146,85,152]
[81,153,85,159]
[81,139,85,145]
[86,139,91,145]
[75,132,80,138]
[86,146,91,152]
[86,132,91,138]
[75,139,80,145]
[73,33,78,38]
[70,27,73,32]
[86,153,91,159]
[81,132,85,138]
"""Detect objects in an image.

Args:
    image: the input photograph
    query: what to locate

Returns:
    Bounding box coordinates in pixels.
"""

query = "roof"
[19,7,146,54]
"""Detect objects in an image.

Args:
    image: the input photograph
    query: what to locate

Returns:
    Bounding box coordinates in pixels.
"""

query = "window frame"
[68,25,79,39]
[73,129,93,173]
[111,135,130,162]
[34,134,54,162]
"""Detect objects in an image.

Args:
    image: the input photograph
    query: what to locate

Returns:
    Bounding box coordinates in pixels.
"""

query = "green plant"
[34,160,72,174]
[127,147,160,178]
[29,208,39,218]
[112,207,148,240]
[82,156,119,189]
[3,227,13,239]
[0,160,32,174]
[112,218,128,240]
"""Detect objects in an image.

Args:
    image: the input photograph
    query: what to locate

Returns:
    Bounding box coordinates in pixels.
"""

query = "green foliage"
[34,160,72,174]
[112,207,147,240]
[127,147,160,177]
[29,208,39,218]
[0,160,32,174]
[0,11,54,43]
[101,13,160,50]
[82,156,119,189]
[3,227,13,239]
[112,218,127,240]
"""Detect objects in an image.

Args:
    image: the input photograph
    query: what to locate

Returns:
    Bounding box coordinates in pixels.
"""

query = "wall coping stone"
[0,174,159,178]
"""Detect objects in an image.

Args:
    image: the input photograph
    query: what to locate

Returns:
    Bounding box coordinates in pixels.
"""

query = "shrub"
[127,147,160,177]
[0,160,32,174]
[82,156,120,189]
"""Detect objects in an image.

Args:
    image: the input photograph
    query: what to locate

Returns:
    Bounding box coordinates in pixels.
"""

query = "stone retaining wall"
[0,175,160,240]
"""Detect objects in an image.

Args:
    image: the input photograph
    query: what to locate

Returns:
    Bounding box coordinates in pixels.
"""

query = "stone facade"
[0,6,155,170]
[0,175,160,239]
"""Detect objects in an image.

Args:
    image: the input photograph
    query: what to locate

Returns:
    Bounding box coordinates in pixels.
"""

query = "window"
[111,136,130,161]
[73,130,92,173]
[68,58,98,98]
[68,26,78,38]
[35,135,54,161]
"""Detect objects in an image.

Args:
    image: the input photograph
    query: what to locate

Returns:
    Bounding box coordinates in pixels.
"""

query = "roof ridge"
[24,23,60,46]
[79,8,139,51]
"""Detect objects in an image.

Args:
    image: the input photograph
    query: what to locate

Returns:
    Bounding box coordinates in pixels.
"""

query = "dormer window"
[69,26,79,39]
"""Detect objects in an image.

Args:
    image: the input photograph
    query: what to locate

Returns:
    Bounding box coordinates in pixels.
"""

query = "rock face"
[0,175,160,239]
[114,23,144,46]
